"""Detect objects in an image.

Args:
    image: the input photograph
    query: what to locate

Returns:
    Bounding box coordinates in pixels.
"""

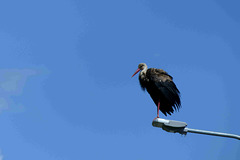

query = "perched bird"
[132,63,181,118]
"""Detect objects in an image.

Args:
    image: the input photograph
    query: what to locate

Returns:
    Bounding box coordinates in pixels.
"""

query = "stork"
[132,63,181,119]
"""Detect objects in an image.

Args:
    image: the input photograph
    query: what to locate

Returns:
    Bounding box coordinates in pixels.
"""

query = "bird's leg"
[153,100,160,121]
[157,101,160,118]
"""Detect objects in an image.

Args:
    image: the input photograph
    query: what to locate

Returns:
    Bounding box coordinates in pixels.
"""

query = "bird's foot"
[152,116,159,121]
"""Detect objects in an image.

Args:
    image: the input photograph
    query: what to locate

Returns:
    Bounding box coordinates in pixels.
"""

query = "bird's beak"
[132,68,141,78]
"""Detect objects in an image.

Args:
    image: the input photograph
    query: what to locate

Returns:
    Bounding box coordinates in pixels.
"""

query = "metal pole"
[152,118,240,140]
[184,128,240,140]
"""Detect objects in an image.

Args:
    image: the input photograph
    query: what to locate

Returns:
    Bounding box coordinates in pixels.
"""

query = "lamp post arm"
[152,118,240,140]
[184,128,240,140]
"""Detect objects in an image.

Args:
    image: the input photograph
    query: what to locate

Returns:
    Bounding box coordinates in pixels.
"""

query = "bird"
[132,63,181,119]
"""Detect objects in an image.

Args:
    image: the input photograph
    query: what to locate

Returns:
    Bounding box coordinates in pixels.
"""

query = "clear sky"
[0,0,239,159]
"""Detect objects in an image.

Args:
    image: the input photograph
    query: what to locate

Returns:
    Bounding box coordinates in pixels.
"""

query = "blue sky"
[0,0,239,159]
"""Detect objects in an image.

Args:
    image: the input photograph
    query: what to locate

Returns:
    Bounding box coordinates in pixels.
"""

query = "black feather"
[139,68,181,116]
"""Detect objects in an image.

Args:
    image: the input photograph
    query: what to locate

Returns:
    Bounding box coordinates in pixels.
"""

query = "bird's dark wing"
[146,68,181,116]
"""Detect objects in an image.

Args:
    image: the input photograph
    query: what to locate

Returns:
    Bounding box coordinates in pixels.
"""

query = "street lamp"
[152,118,240,140]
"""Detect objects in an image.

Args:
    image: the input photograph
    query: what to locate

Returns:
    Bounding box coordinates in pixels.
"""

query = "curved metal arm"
[152,118,240,140]
[184,128,240,140]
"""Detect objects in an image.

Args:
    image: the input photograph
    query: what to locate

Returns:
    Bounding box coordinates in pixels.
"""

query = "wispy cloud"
[0,69,37,113]
[0,150,3,160]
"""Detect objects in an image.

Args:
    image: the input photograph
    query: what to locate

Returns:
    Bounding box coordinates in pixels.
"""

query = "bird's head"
[132,63,147,77]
